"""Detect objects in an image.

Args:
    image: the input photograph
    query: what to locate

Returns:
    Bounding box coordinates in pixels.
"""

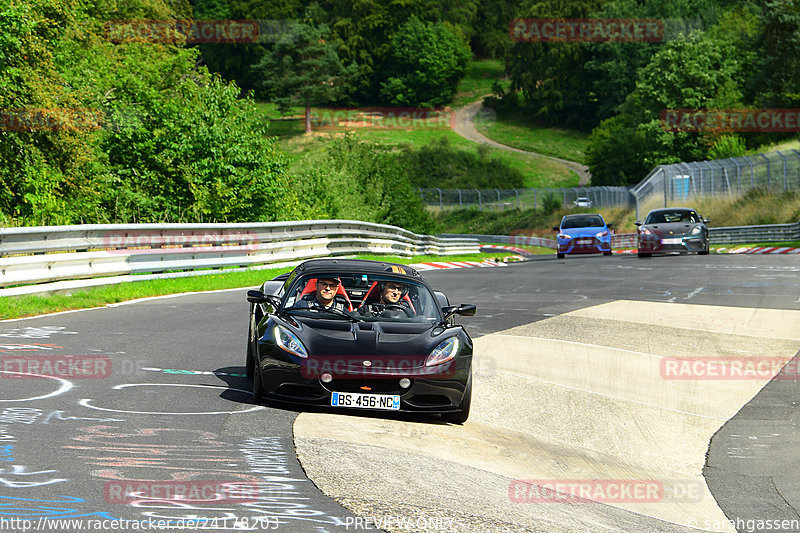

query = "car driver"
[294,277,348,312]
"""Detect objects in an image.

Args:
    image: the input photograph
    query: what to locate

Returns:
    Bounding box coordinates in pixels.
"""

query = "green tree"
[253,21,356,133]
[505,0,605,128]
[584,0,718,123]
[586,32,746,185]
[379,16,471,108]
[754,0,800,108]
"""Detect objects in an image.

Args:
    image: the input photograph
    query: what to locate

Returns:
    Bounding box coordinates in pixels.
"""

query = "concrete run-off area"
[293,300,800,532]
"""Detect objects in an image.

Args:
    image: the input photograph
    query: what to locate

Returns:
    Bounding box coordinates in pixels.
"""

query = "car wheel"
[246,322,255,379]
[603,251,613,256]
[556,253,565,259]
[251,356,264,403]
[699,244,710,255]
[638,252,651,258]
[442,373,472,425]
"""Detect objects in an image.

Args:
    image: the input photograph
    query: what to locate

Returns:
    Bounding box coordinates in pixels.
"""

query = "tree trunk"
[305,104,311,134]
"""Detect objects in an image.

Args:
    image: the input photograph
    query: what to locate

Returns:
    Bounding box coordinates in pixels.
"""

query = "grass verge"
[475,107,590,164]
[0,252,507,321]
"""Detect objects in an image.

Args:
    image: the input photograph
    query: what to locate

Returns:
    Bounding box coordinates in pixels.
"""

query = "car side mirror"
[247,290,281,308]
[443,303,477,321]
[606,223,614,229]
[247,290,267,304]
[552,226,559,231]
[634,221,642,226]
[703,217,710,223]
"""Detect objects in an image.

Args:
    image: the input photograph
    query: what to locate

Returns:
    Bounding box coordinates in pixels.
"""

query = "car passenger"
[357,281,415,318]
[294,277,348,312]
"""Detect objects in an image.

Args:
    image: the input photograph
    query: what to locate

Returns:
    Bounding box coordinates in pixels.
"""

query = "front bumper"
[558,237,612,255]
[638,235,707,253]
[256,354,471,414]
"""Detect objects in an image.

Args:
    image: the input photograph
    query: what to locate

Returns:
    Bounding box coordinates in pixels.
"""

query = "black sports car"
[245,258,477,424]
[635,208,710,258]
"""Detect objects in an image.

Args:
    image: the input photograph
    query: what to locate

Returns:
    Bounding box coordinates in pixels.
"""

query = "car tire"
[699,245,710,255]
[556,253,565,259]
[638,252,651,258]
[251,356,264,403]
[246,322,255,379]
[603,251,613,256]
[442,373,472,425]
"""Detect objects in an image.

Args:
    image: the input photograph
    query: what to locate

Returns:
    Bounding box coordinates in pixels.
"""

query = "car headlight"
[273,325,308,358]
[690,226,702,235]
[595,230,608,238]
[425,337,460,367]
[640,227,653,236]
[558,233,572,240]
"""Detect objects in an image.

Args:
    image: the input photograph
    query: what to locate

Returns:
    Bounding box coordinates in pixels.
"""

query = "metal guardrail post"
[776,151,788,190]
[759,153,771,189]
[457,188,463,207]
[475,189,482,211]
[732,159,742,192]
[743,156,754,188]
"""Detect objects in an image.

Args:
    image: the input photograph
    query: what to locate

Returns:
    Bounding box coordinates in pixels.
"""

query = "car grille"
[325,379,406,394]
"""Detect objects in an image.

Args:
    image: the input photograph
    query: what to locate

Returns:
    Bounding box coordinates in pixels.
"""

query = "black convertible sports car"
[245,258,477,424]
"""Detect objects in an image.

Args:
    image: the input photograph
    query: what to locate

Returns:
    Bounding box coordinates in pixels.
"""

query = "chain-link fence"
[417,187,632,210]
[631,149,800,219]
[419,150,800,217]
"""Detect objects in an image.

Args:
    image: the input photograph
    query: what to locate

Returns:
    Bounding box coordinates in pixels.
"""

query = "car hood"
[282,318,453,364]
[560,226,607,237]
[643,222,702,236]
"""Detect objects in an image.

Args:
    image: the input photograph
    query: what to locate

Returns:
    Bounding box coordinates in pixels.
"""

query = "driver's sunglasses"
[317,281,339,289]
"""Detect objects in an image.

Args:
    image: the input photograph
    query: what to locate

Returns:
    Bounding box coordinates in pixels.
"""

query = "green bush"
[380,17,471,108]
[399,137,525,189]
[293,135,436,233]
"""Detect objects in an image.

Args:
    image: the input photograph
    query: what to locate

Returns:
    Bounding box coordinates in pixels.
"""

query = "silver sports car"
[635,208,710,258]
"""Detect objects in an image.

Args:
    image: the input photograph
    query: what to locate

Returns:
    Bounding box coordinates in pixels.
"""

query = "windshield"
[561,215,605,229]
[281,272,442,323]
[645,210,700,224]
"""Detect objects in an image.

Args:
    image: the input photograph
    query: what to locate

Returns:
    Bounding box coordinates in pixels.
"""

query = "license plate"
[331,391,400,410]
[576,238,593,245]
[662,238,682,244]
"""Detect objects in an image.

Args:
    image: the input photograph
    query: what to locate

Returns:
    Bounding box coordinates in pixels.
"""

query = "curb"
[410,260,508,271]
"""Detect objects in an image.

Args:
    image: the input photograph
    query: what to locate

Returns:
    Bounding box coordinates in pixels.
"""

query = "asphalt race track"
[1,253,798,533]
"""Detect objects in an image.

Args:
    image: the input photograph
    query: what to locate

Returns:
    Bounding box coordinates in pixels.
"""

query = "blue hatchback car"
[553,214,613,259]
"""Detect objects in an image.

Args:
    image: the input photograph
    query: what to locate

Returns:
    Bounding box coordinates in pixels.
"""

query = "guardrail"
[707,221,800,244]
[440,233,637,249]
[443,220,800,249]
[0,221,479,296]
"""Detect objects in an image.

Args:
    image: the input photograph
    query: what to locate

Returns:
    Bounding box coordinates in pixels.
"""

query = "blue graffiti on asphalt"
[0,495,120,520]
[0,445,12,462]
